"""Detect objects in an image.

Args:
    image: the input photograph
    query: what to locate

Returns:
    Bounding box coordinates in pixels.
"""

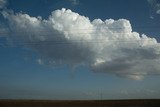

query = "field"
[0,99,160,107]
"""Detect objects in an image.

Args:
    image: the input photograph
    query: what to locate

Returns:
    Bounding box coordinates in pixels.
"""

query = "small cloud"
[156,9,160,14]
[155,3,160,14]
[68,0,79,6]
[147,0,160,16]
[0,0,7,9]
[37,59,44,65]
[120,90,128,95]
[150,15,154,19]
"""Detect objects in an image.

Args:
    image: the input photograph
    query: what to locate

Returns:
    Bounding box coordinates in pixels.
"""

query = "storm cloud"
[2,8,160,80]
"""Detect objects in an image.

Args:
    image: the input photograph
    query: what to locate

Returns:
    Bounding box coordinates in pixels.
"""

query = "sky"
[0,0,160,100]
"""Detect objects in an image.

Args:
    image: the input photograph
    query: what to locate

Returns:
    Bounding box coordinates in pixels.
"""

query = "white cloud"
[0,0,7,9]
[37,58,44,65]
[68,0,79,5]
[2,8,160,80]
[156,9,160,14]
[156,3,160,14]
[147,0,160,16]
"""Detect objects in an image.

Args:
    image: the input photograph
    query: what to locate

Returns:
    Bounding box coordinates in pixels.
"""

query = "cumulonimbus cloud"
[2,8,160,80]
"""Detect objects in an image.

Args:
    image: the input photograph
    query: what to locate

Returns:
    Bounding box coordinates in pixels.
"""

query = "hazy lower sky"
[0,0,160,100]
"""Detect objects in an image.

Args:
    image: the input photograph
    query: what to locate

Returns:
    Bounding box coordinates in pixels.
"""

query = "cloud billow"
[2,8,160,80]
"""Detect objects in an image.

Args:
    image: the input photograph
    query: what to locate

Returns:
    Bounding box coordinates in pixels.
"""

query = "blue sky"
[0,0,160,100]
